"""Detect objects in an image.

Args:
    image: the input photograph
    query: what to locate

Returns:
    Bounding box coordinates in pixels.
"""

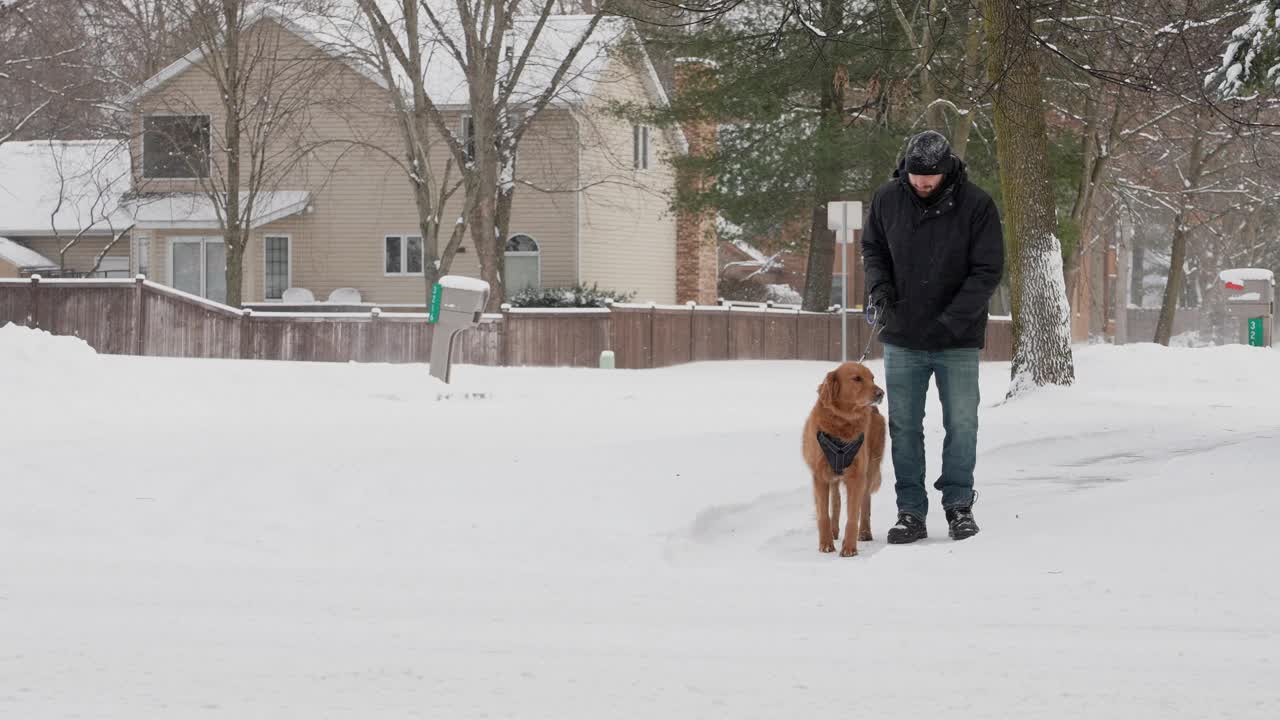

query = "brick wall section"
[674,59,718,305]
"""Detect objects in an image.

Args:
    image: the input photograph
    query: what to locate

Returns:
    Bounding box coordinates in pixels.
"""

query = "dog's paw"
[819,540,836,553]
[859,531,873,542]
[831,528,840,540]
[840,545,859,557]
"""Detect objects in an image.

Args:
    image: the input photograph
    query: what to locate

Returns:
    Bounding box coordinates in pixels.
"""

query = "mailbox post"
[428,275,491,383]
[1219,268,1274,348]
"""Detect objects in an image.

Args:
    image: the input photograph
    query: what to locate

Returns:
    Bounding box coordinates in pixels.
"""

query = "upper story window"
[633,124,650,171]
[143,114,211,179]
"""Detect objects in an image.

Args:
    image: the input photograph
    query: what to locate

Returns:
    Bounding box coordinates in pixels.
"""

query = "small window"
[633,124,650,170]
[384,234,424,276]
[134,234,150,277]
[264,235,290,300]
[462,116,476,162]
[505,233,540,295]
[143,115,211,178]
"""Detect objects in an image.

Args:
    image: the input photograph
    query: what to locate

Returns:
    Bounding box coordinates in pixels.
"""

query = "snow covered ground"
[2,323,1278,718]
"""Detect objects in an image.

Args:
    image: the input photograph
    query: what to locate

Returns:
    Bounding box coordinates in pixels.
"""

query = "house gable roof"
[121,6,388,105]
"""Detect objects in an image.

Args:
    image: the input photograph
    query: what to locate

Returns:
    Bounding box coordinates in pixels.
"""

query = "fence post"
[647,302,656,369]
[240,308,253,359]
[500,304,511,367]
[26,274,40,329]
[764,300,772,359]
[687,300,696,364]
[793,305,801,360]
[367,307,381,363]
[132,275,147,356]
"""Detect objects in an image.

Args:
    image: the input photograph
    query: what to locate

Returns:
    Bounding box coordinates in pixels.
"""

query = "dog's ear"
[819,371,840,408]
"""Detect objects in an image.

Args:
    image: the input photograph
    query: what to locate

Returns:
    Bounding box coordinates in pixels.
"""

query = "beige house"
[112,10,693,307]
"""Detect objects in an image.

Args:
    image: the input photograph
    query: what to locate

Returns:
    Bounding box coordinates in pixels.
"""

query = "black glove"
[868,285,897,324]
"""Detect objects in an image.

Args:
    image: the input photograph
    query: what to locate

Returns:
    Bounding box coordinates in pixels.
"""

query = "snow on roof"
[305,9,636,108]
[129,191,310,230]
[1220,268,1275,284]
[0,237,57,270]
[122,5,389,104]
[0,140,132,236]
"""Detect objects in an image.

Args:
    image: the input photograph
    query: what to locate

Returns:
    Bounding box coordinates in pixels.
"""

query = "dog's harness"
[817,431,865,476]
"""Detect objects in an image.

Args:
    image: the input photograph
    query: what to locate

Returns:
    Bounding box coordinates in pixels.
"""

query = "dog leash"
[857,303,884,363]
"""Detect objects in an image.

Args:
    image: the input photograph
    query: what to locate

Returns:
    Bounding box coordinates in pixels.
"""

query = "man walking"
[860,130,1004,543]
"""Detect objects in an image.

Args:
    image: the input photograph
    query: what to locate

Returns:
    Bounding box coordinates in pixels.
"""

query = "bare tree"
[0,0,99,144]
[141,0,347,306]
[41,139,136,273]
[343,0,616,310]
[982,0,1075,392]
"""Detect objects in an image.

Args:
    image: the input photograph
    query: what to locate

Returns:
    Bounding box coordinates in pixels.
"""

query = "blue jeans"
[883,343,980,520]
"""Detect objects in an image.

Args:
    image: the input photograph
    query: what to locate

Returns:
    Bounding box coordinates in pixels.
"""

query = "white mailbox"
[428,275,491,383]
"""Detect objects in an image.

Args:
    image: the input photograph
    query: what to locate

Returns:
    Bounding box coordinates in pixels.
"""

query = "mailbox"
[428,275,491,383]
[1219,268,1274,348]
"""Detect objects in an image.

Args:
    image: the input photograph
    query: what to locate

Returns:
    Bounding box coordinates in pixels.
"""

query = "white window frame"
[504,233,542,293]
[167,236,225,300]
[262,234,292,302]
[633,124,650,171]
[141,112,213,181]
[383,234,425,277]
[133,233,150,277]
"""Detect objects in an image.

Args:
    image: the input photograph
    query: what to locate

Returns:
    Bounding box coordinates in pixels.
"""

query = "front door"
[170,237,226,304]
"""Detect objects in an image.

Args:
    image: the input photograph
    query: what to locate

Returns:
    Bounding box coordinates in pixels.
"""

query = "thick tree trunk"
[225,238,244,307]
[222,0,244,308]
[801,0,844,313]
[803,207,836,311]
[1130,233,1144,306]
[948,9,983,161]
[1154,111,1207,346]
[982,0,1074,392]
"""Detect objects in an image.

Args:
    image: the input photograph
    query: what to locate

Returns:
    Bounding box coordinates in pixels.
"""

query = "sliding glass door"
[169,237,227,304]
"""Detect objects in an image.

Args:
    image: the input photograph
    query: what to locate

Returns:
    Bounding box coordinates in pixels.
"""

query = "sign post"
[826,201,863,363]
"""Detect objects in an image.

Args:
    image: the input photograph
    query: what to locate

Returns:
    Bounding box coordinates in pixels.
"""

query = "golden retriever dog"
[802,362,886,556]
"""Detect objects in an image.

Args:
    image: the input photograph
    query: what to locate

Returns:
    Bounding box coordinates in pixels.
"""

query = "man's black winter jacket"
[860,158,1005,351]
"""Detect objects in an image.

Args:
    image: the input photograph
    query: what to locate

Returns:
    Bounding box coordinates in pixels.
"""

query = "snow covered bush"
[508,283,636,308]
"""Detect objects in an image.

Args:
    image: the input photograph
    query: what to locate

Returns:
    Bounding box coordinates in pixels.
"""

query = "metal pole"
[840,205,849,363]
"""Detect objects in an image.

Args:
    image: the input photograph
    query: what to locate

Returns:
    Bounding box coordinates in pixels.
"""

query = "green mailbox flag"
[1248,317,1265,347]
[428,283,442,324]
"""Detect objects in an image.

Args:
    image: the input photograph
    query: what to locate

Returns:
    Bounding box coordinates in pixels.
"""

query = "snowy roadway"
[1,324,1277,718]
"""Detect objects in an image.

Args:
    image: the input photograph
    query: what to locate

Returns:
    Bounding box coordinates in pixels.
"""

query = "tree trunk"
[1154,110,1207,346]
[1130,233,1144,306]
[226,237,245,308]
[803,207,836,311]
[801,0,844,313]
[222,0,243,308]
[948,8,983,161]
[982,0,1074,392]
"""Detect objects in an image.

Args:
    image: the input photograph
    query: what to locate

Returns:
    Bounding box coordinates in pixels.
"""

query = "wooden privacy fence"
[0,277,1014,368]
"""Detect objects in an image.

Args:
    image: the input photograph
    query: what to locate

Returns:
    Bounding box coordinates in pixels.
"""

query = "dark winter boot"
[945,506,980,540]
[886,513,928,544]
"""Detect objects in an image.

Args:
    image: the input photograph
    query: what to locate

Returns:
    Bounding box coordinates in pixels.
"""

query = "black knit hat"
[904,131,953,175]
